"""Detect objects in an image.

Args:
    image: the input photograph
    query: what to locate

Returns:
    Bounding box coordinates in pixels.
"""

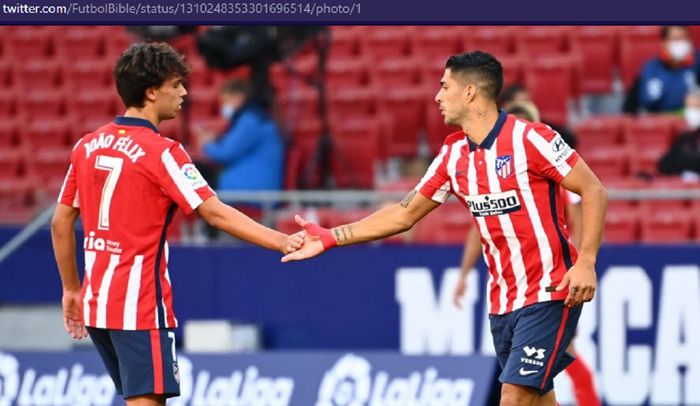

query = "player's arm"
[51,203,87,339]
[197,196,303,254]
[453,226,483,308]
[557,158,608,306]
[282,190,440,262]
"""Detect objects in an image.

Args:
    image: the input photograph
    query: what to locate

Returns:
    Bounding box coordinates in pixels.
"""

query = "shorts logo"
[519,367,539,376]
[495,155,513,179]
[523,346,546,360]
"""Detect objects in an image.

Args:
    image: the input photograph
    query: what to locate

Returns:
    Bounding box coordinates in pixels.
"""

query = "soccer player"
[282,51,607,406]
[453,100,601,406]
[51,42,303,406]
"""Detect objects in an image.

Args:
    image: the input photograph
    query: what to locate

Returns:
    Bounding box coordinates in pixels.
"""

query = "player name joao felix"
[83,132,146,164]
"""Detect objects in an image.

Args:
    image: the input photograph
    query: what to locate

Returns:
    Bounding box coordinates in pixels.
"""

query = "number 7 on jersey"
[94,155,124,231]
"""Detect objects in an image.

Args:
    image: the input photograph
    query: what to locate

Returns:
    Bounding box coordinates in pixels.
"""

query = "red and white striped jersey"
[58,117,215,330]
[417,111,580,315]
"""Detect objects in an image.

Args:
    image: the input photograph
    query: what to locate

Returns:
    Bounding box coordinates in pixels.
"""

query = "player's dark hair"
[661,25,689,40]
[114,42,190,108]
[445,51,503,100]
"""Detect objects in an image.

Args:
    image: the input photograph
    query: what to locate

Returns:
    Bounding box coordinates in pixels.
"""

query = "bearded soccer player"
[283,51,607,406]
[51,42,303,406]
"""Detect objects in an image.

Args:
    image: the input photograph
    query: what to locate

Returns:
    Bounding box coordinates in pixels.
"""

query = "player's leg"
[126,394,167,406]
[110,329,181,401]
[500,382,539,406]
[534,389,557,406]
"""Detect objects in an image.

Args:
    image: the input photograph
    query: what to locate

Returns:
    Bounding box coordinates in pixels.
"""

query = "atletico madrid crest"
[495,155,513,180]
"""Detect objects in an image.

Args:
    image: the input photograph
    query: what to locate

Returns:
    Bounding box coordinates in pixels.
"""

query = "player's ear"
[463,84,477,103]
[144,86,158,103]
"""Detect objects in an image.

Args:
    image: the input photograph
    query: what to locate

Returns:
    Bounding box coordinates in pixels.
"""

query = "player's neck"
[123,107,161,130]
[462,105,499,145]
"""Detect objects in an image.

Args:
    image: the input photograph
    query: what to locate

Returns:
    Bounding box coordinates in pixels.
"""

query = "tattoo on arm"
[333,226,354,244]
[400,190,417,208]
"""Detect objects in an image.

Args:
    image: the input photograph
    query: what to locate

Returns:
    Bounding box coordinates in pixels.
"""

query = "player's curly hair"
[114,42,191,108]
[446,51,503,101]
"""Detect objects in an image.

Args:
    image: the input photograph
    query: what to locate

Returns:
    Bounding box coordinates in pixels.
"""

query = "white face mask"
[220,104,236,120]
[685,107,700,129]
[667,39,693,62]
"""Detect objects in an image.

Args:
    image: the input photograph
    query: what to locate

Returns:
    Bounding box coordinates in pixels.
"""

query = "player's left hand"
[282,231,306,254]
[281,215,332,262]
[62,289,88,340]
[556,261,596,307]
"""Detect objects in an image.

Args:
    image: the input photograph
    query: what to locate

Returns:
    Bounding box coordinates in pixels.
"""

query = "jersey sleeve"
[416,144,453,203]
[154,143,216,215]
[524,123,580,183]
[57,163,80,208]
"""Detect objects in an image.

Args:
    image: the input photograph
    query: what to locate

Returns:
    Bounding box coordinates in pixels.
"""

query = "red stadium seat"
[20,118,71,150]
[573,115,627,157]
[186,56,213,91]
[326,56,369,88]
[62,58,112,91]
[622,114,677,150]
[629,145,667,176]
[499,54,525,88]
[0,61,13,87]
[471,27,515,57]
[370,57,422,87]
[5,29,52,59]
[288,117,322,144]
[278,87,320,123]
[158,118,186,143]
[618,26,661,89]
[0,89,17,117]
[515,27,570,56]
[53,28,105,60]
[331,118,381,188]
[640,206,693,243]
[410,27,462,60]
[185,87,218,121]
[0,179,34,224]
[66,89,116,121]
[330,26,360,56]
[18,90,64,120]
[413,201,472,244]
[359,27,412,58]
[523,55,578,125]
[24,148,72,184]
[604,206,640,243]
[103,30,140,61]
[327,87,377,118]
[13,60,61,90]
[378,87,425,158]
[425,101,460,156]
[0,121,18,148]
[583,146,630,182]
[0,150,23,181]
[568,27,618,93]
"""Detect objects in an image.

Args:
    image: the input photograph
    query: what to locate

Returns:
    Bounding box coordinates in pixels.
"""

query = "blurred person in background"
[196,78,284,220]
[51,42,303,406]
[624,26,700,114]
[453,101,600,406]
[283,51,608,406]
[658,88,700,181]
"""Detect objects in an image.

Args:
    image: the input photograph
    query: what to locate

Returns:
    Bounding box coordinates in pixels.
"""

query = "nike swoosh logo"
[519,368,539,376]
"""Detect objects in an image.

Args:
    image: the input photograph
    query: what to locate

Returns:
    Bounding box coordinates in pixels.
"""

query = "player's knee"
[500,383,538,406]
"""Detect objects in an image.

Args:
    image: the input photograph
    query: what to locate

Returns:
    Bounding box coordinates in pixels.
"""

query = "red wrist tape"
[303,222,337,250]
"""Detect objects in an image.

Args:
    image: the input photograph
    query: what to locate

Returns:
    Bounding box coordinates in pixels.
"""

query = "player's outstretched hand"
[62,289,88,340]
[282,231,306,254]
[556,261,596,307]
[281,215,335,262]
[453,277,468,309]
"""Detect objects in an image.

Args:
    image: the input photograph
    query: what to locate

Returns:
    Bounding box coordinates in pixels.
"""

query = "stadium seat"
[327,86,377,118]
[61,58,112,91]
[18,90,64,120]
[20,118,71,150]
[288,117,322,144]
[583,146,630,182]
[13,59,61,90]
[0,150,23,181]
[359,27,412,58]
[618,26,661,89]
[66,89,116,122]
[0,121,17,148]
[53,28,105,59]
[158,118,186,143]
[640,206,693,243]
[0,61,13,87]
[470,26,515,56]
[523,55,578,125]
[515,27,570,56]
[370,57,422,87]
[0,179,34,224]
[278,86,320,123]
[629,145,667,176]
[24,148,72,187]
[622,114,677,150]
[413,201,472,244]
[331,118,381,188]
[0,90,17,117]
[186,56,213,91]
[103,30,140,61]
[498,54,525,88]
[5,29,52,59]
[330,26,360,56]
[425,101,459,155]
[185,87,218,121]
[410,27,462,60]
[604,206,640,243]
[568,26,618,93]
[326,56,369,88]
[573,115,627,158]
[377,87,425,158]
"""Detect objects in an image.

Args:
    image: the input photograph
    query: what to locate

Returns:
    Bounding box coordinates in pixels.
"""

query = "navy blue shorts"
[87,327,180,399]
[489,301,582,395]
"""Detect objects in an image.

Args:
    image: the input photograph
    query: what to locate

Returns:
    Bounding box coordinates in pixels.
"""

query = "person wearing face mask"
[658,89,700,180]
[624,26,700,114]
[197,79,284,219]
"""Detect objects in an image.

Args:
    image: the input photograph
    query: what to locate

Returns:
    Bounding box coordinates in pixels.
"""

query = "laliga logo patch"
[316,354,371,406]
[495,155,513,180]
[0,352,20,406]
[181,164,207,189]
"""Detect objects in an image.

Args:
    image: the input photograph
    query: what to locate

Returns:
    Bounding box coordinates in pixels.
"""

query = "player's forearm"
[460,227,482,278]
[51,218,81,292]
[576,183,607,265]
[331,203,414,246]
[211,204,287,252]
